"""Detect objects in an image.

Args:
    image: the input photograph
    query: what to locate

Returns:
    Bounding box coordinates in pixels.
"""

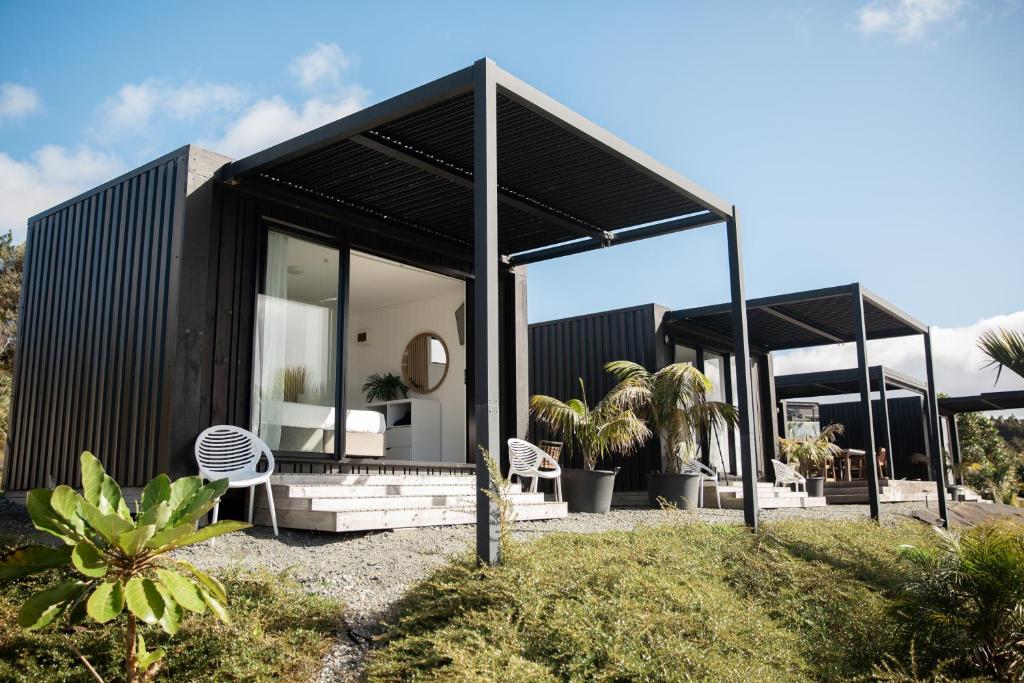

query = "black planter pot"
[561,468,619,513]
[806,476,825,498]
[647,473,702,511]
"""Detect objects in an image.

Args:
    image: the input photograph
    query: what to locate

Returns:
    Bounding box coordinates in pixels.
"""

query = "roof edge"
[27,145,191,225]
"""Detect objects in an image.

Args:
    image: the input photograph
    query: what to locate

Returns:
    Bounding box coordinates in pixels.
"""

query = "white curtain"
[253,232,290,449]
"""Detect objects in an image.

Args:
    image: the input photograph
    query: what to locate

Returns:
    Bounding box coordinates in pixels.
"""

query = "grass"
[0,533,344,682]
[366,518,946,682]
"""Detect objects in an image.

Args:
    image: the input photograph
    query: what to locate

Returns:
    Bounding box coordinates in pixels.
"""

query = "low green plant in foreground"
[366,520,943,682]
[897,522,1024,681]
[0,452,249,681]
[0,563,342,682]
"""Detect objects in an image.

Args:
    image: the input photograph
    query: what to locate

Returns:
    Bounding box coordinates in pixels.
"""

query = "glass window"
[704,352,728,472]
[252,231,340,453]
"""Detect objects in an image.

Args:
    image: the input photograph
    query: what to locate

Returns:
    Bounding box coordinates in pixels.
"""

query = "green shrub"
[366,519,939,682]
[0,562,343,682]
[896,522,1024,681]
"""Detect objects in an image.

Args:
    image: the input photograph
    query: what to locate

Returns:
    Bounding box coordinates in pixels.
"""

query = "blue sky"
[0,0,1021,332]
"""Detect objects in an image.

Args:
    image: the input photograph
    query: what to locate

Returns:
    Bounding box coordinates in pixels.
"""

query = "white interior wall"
[346,290,466,461]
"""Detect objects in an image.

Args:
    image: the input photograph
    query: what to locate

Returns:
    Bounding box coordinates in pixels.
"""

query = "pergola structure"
[666,283,948,526]
[775,365,930,479]
[938,390,1024,485]
[223,58,757,561]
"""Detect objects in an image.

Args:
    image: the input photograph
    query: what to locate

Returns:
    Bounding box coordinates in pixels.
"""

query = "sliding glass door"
[252,230,341,455]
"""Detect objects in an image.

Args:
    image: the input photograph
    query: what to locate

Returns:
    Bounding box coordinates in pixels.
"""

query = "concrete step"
[271,483,482,499]
[253,500,569,533]
[258,492,546,512]
[271,474,475,486]
[721,495,827,510]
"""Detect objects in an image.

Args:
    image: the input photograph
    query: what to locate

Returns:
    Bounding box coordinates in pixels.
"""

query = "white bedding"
[344,409,387,434]
[276,402,387,434]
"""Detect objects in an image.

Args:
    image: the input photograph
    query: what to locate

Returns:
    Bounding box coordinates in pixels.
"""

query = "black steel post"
[723,353,737,474]
[924,328,950,527]
[877,368,893,479]
[726,209,759,528]
[949,414,962,486]
[473,58,500,564]
[695,347,710,465]
[334,245,350,461]
[762,353,780,463]
[851,285,881,521]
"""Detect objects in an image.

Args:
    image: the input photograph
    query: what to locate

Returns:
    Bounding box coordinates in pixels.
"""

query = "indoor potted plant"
[361,372,409,403]
[530,378,649,513]
[605,361,738,510]
[777,423,844,497]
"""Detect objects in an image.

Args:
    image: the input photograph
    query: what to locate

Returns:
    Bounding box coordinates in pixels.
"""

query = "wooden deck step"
[253,500,568,533]
[720,494,827,510]
[271,474,475,486]
[261,492,545,512]
[270,483,480,498]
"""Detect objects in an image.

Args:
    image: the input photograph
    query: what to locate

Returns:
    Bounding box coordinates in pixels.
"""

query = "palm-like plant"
[897,522,1024,679]
[361,372,409,403]
[978,328,1024,384]
[778,423,844,477]
[604,361,738,475]
[530,378,650,471]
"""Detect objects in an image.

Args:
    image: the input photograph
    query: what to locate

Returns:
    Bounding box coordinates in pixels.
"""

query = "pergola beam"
[507,211,724,266]
[350,132,612,243]
[759,305,844,344]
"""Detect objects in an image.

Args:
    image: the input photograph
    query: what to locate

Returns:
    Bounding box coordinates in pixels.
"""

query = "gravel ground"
[0,497,937,681]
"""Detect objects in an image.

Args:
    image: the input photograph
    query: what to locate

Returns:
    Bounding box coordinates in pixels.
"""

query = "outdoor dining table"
[831,448,866,482]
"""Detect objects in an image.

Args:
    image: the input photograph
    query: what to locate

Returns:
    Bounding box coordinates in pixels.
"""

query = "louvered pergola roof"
[665,283,927,352]
[223,59,732,262]
[775,366,928,400]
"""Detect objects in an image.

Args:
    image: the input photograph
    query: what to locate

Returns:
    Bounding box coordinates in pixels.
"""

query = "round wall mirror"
[401,332,449,393]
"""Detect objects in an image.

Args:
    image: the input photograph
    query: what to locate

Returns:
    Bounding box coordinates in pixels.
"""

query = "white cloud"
[0,146,122,241]
[203,43,368,159]
[203,90,368,159]
[856,0,965,41]
[98,80,247,133]
[289,42,354,90]
[0,83,41,122]
[774,310,1024,411]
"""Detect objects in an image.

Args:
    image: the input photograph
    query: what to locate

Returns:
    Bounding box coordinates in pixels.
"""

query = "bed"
[277,403,386,457]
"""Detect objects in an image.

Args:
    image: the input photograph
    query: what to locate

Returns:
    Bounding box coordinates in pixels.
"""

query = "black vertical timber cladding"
[818,396,928,479]
[5,149,524,491]
[528,305,661,491]
[4,150,188,490]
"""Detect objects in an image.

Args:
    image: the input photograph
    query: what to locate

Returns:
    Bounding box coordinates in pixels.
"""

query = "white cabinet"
[365,399,441,462]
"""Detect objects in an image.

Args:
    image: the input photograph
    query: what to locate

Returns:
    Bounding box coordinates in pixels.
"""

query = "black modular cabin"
[5,58,762,559]
[530,284,952,520]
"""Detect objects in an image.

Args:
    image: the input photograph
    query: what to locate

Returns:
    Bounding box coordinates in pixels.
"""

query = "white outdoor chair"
[195,425,278,537]
[771,458,806,494]
[507,438,562,502]
[681,459,722,509]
